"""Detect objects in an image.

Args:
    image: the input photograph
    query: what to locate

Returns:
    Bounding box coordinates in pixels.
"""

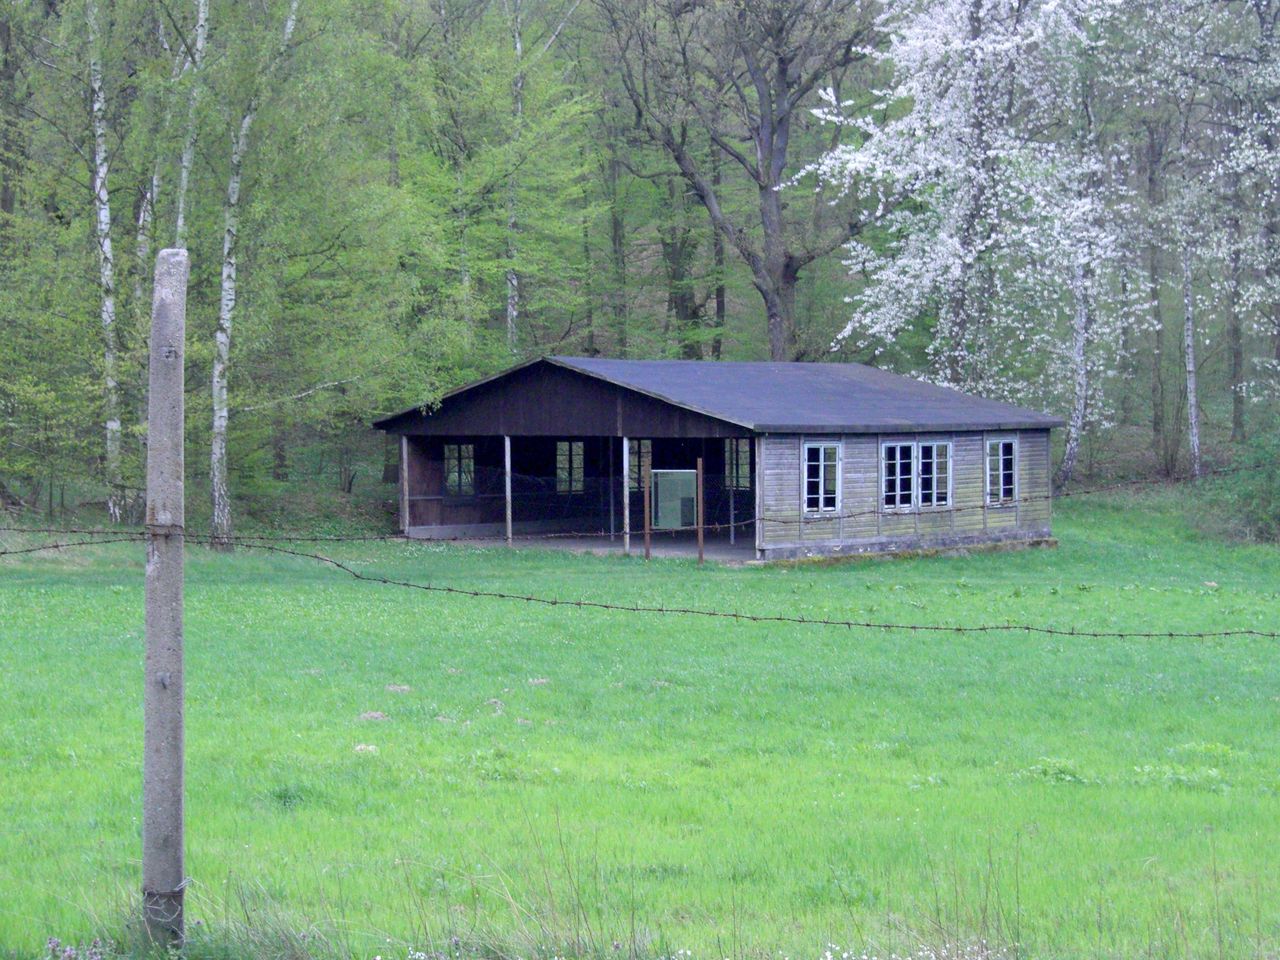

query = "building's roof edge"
[753,420,1065,433]
[543,356,756,430]
[374,356,1066,434]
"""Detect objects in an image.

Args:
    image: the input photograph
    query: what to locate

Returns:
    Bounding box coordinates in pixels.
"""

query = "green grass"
[1,490,1278,959]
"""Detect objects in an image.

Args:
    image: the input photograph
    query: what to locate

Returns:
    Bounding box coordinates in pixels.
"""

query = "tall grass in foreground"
[19,824,1277,960]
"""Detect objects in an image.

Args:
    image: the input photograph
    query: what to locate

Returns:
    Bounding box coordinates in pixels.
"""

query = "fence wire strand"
[3,526,1276,640]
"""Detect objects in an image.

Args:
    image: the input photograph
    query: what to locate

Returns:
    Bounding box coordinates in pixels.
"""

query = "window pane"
[460,444,474,495]
[936,445,949,505]
[986,440,1015,502]
[556,441,569,493]
[805,444,838,512]
[444,444,459,495]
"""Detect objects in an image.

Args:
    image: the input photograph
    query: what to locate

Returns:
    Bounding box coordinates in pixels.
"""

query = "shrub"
[1231,427,1280,541]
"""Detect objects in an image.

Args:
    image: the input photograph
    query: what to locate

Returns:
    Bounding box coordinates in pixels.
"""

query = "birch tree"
[174,0,210,248]
[1182,245,1203,476]
[85,0,123,522]
[503,0,524,348]
[210,0,301,550]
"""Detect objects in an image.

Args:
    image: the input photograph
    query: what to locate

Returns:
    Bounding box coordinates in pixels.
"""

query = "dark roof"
[373,356,1063,434]
[545,356,1063,433]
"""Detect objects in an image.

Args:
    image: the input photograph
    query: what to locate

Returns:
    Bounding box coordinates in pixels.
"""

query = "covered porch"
[399,434,757,556]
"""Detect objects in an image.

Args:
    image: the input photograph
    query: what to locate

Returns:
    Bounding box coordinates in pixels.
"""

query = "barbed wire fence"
[2,465,1276,641]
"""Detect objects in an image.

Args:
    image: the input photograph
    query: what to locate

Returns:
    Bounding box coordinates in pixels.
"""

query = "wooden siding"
[380,362,744,439]
[758,428,1053,556]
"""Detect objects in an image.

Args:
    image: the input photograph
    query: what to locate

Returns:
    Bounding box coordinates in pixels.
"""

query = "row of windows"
[443,439,753,498]
[441,438,1018,509]
[444,441,587,495]
[804,438,1019,514]
[880,441,951,510]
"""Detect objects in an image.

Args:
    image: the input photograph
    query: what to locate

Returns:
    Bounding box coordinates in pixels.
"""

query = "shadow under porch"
[400,434,757,553]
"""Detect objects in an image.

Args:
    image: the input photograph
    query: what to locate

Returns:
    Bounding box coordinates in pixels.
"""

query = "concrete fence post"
[143,248,189,945]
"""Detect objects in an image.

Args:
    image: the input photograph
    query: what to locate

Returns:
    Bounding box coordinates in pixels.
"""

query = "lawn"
[1,490,1278,959]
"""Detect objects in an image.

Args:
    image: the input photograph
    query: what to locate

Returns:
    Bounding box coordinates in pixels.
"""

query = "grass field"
[2,490,1279,959]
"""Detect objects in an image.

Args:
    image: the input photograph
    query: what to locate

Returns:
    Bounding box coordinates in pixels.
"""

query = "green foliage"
[1229,422,1280,541]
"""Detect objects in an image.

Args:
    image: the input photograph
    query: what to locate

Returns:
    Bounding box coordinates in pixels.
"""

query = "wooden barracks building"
[373,356,1063,561]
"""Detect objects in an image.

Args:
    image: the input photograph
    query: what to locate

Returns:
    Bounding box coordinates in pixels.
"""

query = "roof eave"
[371,356,549,431]
[753,420,1065,434]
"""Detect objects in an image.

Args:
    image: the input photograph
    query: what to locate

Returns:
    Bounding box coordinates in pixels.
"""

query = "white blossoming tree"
[813,0,1140,484]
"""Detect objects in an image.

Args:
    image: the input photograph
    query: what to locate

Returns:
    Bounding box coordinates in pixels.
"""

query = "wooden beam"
[754,435,764,560]
[621,436,631,555]
[503,435,513,546]
[399,436,409,534]
[643,459,652,561]
[696,456,704,565]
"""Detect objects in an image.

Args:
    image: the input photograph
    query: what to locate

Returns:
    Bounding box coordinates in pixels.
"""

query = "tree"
[85,0,123,521]
[597,0,880,360]
[817,0,1138,485]
[209,0,301,550]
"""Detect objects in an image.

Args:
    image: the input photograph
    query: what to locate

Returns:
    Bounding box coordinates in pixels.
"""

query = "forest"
[1,0,1278,541]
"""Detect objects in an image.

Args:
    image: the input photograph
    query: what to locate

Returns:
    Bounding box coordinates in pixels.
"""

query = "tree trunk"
[173,0,209,249]
[1144,126,1172,474]
[758,174,797,361]
[1056,260,1092,489]
[211,108,254,551]
[711,152,726,361]
[1227,215,1245,443]
[1117,270,1136,425]
[210,0,298,550]
[1182,247,1201,478]
[504,0,524,351]
[0,16,20,232]
[581,202,597,355]
[606,128,627,356]
[87,0,123,523]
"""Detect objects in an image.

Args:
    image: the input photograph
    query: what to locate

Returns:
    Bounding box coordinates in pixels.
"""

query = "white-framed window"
[803,441,840,513]
[556,440,584,494]
[986,436,1018,504]
[443,442,474,496]
[627,438,652,491]
[881,442,914,510]
[725,438,751,490]
[918,442,951,508]
[881,440,953,511]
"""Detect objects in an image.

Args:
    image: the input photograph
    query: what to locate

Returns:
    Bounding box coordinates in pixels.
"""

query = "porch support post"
[503,435,513,546]
[608,436,615,540]
[621,436,631,555]
[754,435,764,560]
[696,456,704,565]
[643,460,652,561]
[399,436,410,534]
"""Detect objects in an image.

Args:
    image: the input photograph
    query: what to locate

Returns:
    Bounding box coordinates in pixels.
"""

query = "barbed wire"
[6,529,1273,640]
[0,536,144,558]
[219,538,1280,640]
